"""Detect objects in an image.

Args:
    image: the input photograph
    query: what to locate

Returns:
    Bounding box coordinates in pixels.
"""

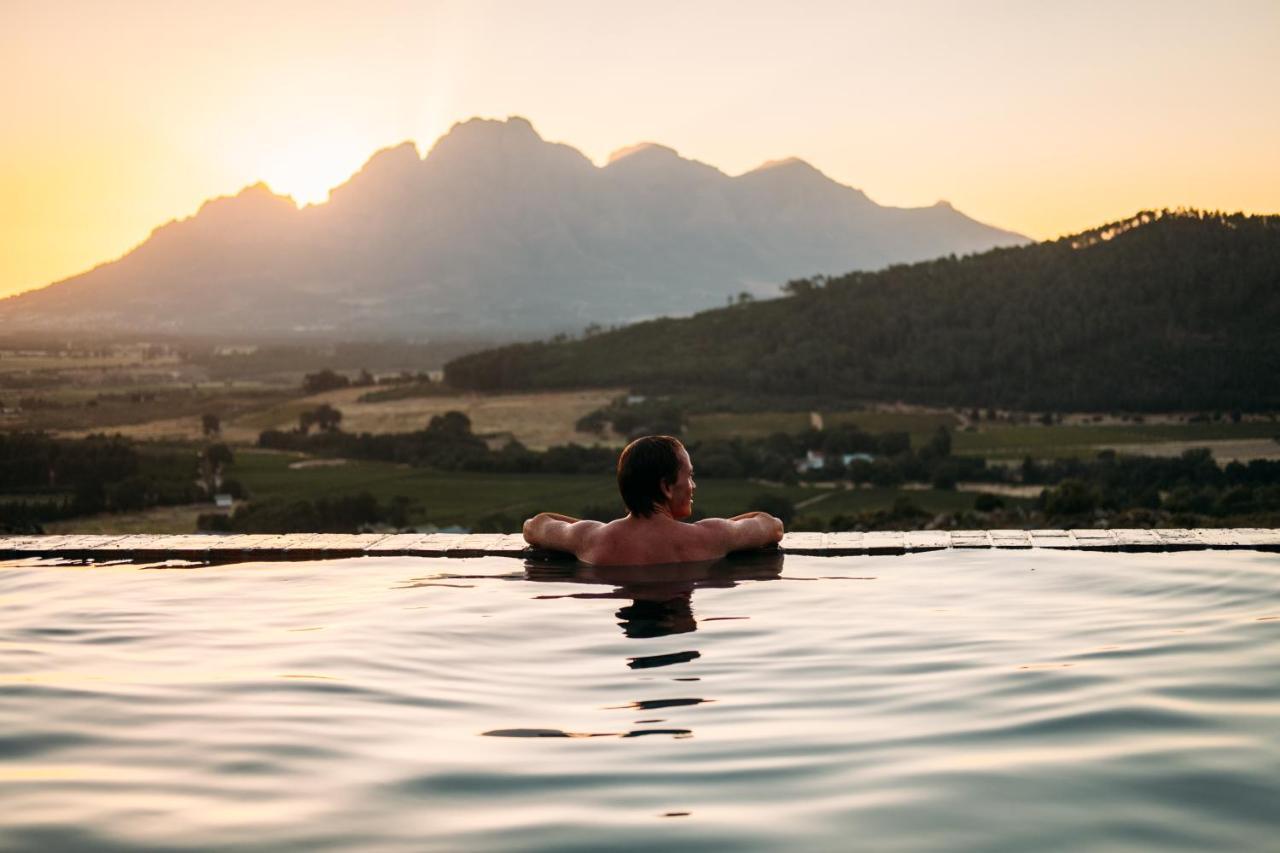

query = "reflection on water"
[2,549,1279,851]
[482,727,693,739]
[524,549,783,640]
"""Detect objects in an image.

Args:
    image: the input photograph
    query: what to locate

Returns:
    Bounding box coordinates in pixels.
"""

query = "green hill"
[445,211,1280,411]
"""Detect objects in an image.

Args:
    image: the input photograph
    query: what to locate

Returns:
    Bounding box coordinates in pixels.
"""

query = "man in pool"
[522,434,785,565]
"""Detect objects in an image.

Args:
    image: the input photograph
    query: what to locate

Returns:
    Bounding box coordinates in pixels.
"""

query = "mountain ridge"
[4,116,1029,337]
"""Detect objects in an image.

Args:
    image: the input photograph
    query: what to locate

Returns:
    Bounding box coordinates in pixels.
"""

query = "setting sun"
[251,136,404,206]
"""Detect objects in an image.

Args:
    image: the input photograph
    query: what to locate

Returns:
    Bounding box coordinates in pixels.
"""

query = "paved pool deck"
[1,529,1277,563]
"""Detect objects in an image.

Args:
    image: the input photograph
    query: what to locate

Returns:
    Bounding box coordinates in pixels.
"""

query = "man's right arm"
[695,513,784,554]
[522,512,602,554]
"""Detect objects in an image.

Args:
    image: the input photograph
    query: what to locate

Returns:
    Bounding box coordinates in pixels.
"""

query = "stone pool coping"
[0,529,1277,562]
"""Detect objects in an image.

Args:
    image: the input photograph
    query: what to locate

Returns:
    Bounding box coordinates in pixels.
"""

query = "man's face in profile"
[665,448,695,519]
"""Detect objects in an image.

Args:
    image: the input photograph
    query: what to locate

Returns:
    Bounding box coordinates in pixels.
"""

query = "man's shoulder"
[689,517,736,540]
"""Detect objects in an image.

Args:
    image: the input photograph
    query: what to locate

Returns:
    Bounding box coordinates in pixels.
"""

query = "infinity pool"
[2,550,1278,851]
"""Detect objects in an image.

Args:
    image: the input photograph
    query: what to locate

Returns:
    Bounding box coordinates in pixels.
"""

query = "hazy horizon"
[4,0,1279,299]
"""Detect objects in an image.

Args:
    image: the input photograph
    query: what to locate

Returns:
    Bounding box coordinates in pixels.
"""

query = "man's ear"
[660,477,674,500]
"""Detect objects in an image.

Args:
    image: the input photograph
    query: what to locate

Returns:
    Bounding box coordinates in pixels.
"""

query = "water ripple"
[1,550,1277,851]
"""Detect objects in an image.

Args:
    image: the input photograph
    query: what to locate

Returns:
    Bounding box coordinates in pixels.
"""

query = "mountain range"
[3,116,1028,338]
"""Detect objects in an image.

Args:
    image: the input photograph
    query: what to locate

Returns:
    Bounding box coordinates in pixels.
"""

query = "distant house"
[214,494,234,509]
[796,450,876,473]
[799,450,826,472]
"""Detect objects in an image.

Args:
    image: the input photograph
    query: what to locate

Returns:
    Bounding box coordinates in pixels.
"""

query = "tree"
[199,442,234,495]
[781,277,816,297]
[201,413,221,437]
[303,369,350,394]
[427,410,472,437]
[1041,479,1099,516]
[300,404,343,434]
[921,426,952,460]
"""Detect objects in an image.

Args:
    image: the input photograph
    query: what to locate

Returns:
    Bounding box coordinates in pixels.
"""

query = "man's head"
[617,435,694,518]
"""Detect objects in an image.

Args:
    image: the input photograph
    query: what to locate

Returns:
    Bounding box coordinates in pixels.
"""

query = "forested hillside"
[445,211,1280,411]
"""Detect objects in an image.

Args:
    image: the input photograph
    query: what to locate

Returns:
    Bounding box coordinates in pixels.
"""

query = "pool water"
[2,549,1278,851]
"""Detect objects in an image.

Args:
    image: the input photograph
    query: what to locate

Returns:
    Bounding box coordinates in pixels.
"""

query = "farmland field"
[44,504,210,535]
[685,408,1279,462]
[952,421,1280,459]
[685,409,958,445]
[228,450,818,527]
[41,450,1014,534]
[232,386,625,449]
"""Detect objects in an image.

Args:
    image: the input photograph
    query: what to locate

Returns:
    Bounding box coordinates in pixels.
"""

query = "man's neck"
[631,506,676,521]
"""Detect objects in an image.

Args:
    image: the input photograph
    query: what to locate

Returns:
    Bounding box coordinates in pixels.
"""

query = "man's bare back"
[524,510,783,566]
[522,437,784,566]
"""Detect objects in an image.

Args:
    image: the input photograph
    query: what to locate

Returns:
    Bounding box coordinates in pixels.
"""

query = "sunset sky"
[3,0,1278,300]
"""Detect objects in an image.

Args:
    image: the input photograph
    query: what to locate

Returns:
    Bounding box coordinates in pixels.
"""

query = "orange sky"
[3,0,1278,299]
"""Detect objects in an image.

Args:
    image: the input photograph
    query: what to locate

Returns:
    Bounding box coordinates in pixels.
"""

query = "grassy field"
[0,352,181,372]
[44,504,210,535]
[685,410,958,445]
[42,388,297,439]
[40,445,1010,533]
[229,450,824,527]
[685,409,1279,461]
[204,450,1004,530]
[953,421,1280,459]
[794,486,1019,518]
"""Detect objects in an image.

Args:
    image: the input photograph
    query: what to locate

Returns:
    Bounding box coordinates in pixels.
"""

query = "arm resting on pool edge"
[695,513,784,554]
[523,512,603,552]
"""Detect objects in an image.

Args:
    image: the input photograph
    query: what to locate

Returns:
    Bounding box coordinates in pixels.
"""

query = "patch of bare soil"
[289,458,349,469]
[57,417,263,444]
[238,387,625,450]
[955,482,1045,499]
[1102,439,1280,464]
[43,503,212,535]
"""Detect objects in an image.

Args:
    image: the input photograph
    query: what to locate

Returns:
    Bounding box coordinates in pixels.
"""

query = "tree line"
[0,433,218,532]
[444,211,1280,412]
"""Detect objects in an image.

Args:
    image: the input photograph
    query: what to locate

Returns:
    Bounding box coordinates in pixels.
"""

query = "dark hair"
[617,435,685,517]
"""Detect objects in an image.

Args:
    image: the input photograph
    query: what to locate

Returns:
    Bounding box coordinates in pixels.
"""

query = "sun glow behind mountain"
[254,137,418,207]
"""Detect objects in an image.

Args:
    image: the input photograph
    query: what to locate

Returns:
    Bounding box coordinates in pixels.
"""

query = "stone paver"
[1,529,1276,562]
[362,533,428,554]
[1234,529,1280,548]
[1068,529,1119,550]
[861,531,907,554]
[904,531,950,551]
[1155,529,1205,550]
[988,530,1033,548]
[824,533,869,555]
[1111,529,1163,550]
[779,532,828,554]
[1029,529,1077,548]
[448,534,505,558]
[950,530,992,548]
[485,534,531,556]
